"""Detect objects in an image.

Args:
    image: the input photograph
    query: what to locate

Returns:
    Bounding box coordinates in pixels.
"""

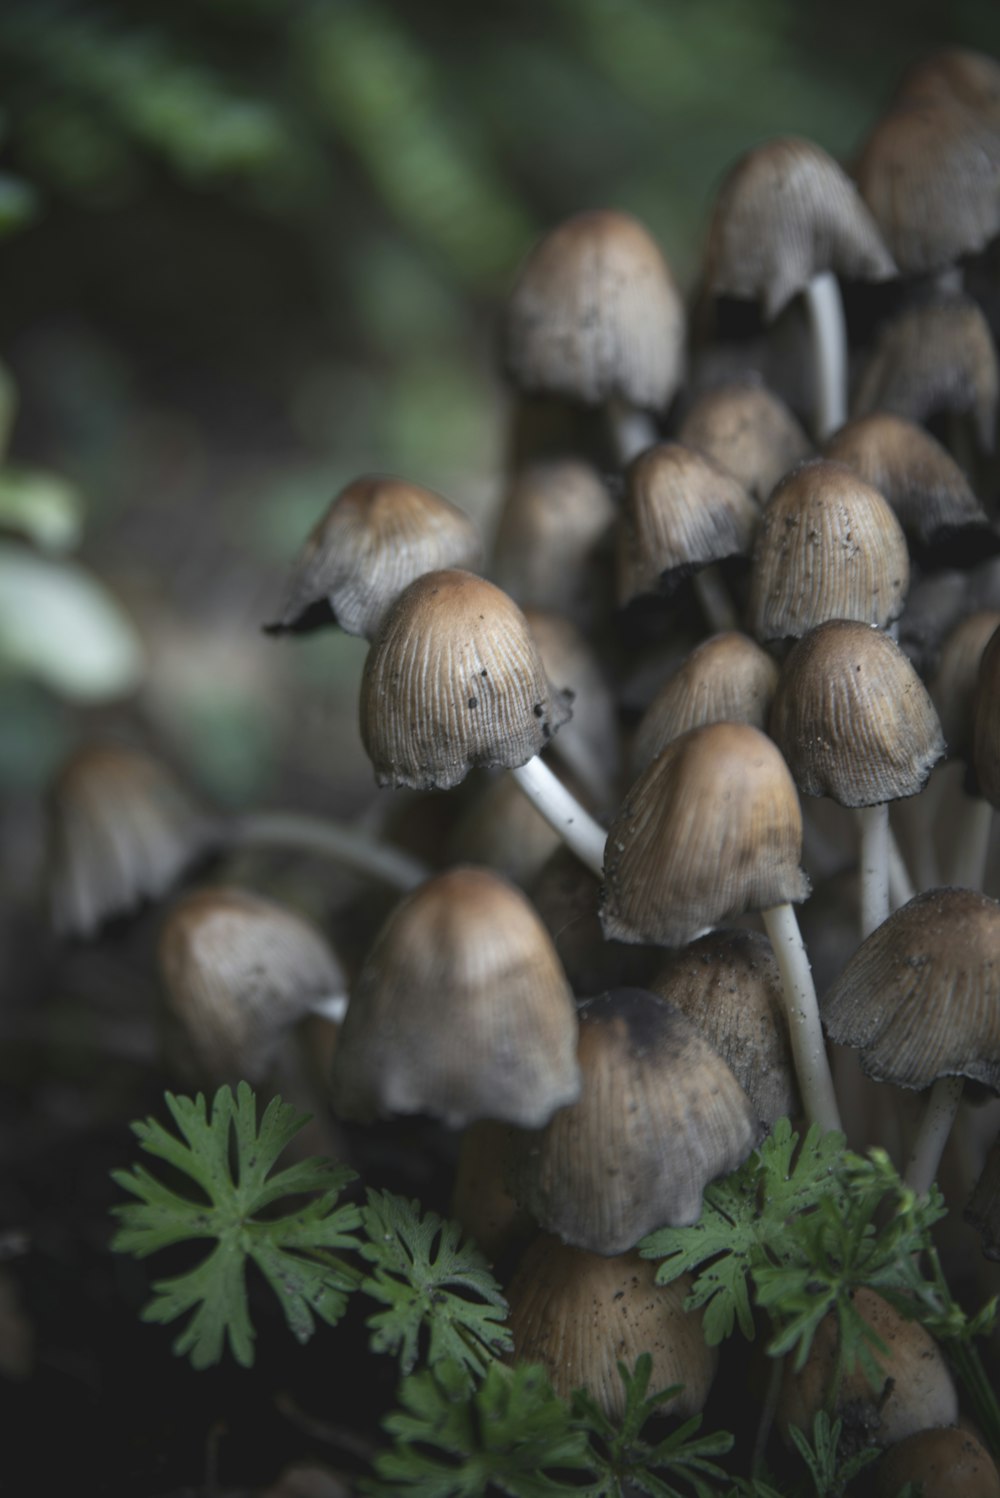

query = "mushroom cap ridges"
[677,380,813,502]
[704,136,896,320]
[329,866,580,1129]
[822,887,1000,1090]
[159,886,345,1083]
[505,209,686,410]
[268,475,481,639]
[360,570,571,790]
[506,1237,716,1420]
[769,620,945,808]
[601,722,809,947]
[748,459,909,640]
[508,988,759,1253]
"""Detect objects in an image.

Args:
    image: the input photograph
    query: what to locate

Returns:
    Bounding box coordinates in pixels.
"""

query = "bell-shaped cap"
[505,209,686,412]
[703,137,896,320]
[601,722,809,948]
[506,1237,716,1420]
[631,631,779,775]
[360,570,571,790]
[492,459,615,627]
[507,988,759,1253]
[748,459,909,640]
[895,47,1000,119]
[329,866,580,1129]
[617,442,759,606]
[769,620,945,807]
[874,1429,1000,1498]
[265,474,481,640]
[677,380,812,502]
[852,295,999,453]
[47,743,221,938]
[159,886,346,1082]
[822,887,1000,1090]
[650,929,799,1126]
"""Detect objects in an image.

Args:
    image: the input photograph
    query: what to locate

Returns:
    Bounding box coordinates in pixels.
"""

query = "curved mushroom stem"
[761,901,842,1133]
[905,1075,965,1196]
[858,802,890,939]
[227,810,428,891]
[802,270,847,441]
[950,795,994,892]
[510,757,607,878]
[607,397,658,465]
[692,565,739,633]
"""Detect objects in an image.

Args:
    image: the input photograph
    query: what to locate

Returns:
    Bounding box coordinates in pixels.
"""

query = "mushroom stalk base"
[228,810,428,891]
[510,757,607,878]
[905,1075,964,1197]
[802,270,847,441]
[761,901,842,1134]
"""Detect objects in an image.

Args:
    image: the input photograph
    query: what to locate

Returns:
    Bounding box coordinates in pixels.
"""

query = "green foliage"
[359,1189,512,1388]
[110,1083,362,1368]
[786,1412,880,1497]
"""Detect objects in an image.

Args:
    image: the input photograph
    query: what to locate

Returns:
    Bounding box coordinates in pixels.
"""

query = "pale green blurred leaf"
[0,170,39,235]
[0,468,83,552]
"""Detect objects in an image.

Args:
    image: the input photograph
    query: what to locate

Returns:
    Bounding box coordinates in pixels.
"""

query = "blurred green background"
[1,0,998,821]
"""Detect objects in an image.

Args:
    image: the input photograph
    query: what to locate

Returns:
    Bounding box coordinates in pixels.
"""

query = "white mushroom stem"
[802,270,847,441]
[228,810,428,891]
[905,1075,965,1196]
[607,397,658,465]
[692,565,739,633]
[887,827,917,910]
[761,901,842,1133]
[858,802,890,939]
[950,796,994,892]
[510,757,607,878]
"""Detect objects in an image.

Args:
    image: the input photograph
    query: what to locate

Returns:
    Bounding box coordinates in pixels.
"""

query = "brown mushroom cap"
[329,866,580,1129]
[505,209,686,412]
[822,887,1000,1090]
[748,459,909,641]
[507,987,759,1253]
[874,1427,1000,1498]
[506,1237,716,1420]
[930,610,1000,762]
[360,570,571,790]
[704,137,895,320]
[601,722,809,948]
[895,47,1000,120]
[676,380,813,503]
[769,619,945,808]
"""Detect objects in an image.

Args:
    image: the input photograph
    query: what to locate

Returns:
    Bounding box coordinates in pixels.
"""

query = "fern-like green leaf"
[111,1083,362,1368]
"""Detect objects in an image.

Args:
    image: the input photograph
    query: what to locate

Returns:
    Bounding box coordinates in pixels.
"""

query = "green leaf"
[359,1190,512,1388]
[367,1359,593,1496]
[111,1083,362,1368]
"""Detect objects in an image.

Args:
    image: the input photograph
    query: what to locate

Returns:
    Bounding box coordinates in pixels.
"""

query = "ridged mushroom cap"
[875,1429,1000,1498]
[507,988,760,1253]
[329,866,580,1129]
[748,459,909,640]
[47,743,221,939]
[677,380,812,502]
[159,887,346,1083]
[822,887,1000,1090]
[617,442,759,606]
[506,1237,716,1420]
[601,722,809,948]
[492,459,615,625]
[972,622,1000,806]
[825,412,998,564]
[505,209,686,411]
[649,929,799,1126]
[360,570,571,790]
[769,620,945,807]
[703,137,896,320]
[266,475,481,639]
[852,295,999,453]
[854,98,1000,277]
[631,631,780,775]
[930,609,1000,761]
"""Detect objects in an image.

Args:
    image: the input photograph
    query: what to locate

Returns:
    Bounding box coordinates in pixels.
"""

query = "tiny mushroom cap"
[360,569,571,791]
[329,866,580,1130]
[676,380,812,503]
[930,609,1000,762]
[617,442,759,607]
[505,1236,716,1421]
[631,631,780,775]
[601,722,810,949]
[47,742,221,938]
[648,929,799,1127]
[852,295,999,453]
[769,620,945,808]
[505,209,686,413]
[822,887,1000,1091]
[507,987,760,1254]
[776,1287,958,1449]
[895,46,1000,118]
[265,475,481,640]
[159,886,346,1083]
[748,459,909,641]
[703,136,895,320]
[824,412,1000,566]
[972,622,1000,805]
[874,1428,1000,1498]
